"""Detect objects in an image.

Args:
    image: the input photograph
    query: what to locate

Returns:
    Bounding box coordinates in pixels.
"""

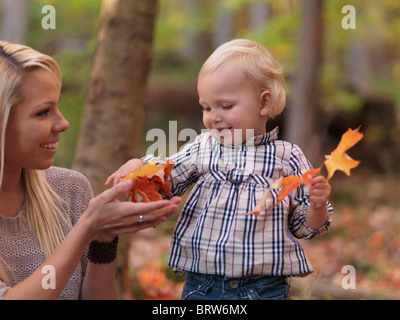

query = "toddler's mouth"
[215,127,232,135]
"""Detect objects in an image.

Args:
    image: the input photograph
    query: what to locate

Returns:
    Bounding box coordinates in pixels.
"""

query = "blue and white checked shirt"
[143,127,332,277]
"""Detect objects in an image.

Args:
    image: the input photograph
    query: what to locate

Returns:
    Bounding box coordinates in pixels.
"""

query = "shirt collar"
[248,126,279,146]
[210,126,279,148]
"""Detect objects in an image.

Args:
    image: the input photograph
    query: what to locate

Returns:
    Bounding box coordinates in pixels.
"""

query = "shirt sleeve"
[287,144,333,240]
[142,134,203,197]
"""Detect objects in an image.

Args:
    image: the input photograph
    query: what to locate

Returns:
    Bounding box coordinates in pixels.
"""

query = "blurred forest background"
[1,0,400,299]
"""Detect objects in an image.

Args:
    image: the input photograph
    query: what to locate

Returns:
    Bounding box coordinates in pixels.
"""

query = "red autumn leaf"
[122,160,174,202]
[324,127,363,180]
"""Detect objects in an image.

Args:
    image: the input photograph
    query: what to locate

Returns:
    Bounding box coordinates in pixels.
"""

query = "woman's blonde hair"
[198,39,286,118]
[0,41,68,285]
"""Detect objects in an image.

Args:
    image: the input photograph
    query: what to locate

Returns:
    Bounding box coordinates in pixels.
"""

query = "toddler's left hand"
[309,176,331,210]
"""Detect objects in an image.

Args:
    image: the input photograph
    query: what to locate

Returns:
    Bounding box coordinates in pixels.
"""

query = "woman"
[0,41,181,299]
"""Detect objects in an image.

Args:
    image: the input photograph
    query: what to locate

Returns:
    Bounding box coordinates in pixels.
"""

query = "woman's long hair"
[0,41,69,285]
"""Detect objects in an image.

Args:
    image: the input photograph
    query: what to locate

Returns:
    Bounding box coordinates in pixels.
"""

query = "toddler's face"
[198,65,269,145]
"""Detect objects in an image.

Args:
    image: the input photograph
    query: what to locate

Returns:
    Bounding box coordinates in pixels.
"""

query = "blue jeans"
[181,272,290,300]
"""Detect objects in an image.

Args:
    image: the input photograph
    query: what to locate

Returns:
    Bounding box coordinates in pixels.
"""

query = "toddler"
[107,39,332,300]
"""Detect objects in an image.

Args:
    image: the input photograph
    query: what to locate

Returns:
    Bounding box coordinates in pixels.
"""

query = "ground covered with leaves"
[128,171,400,300]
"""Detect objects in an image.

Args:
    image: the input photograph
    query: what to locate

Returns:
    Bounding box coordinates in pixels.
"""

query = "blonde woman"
[0,41,181,300]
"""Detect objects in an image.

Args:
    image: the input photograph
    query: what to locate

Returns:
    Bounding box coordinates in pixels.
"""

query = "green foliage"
[13,0,400,169]
[23,0,101,168]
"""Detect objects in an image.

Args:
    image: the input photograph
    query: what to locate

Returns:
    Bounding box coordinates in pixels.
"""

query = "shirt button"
[229,280,238,288]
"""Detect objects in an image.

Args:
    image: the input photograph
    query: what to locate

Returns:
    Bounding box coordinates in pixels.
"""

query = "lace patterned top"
[0,167,93,300]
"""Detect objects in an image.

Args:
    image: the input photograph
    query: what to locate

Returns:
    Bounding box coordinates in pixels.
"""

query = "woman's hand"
[83,180,181,242]
[105,159,145,187]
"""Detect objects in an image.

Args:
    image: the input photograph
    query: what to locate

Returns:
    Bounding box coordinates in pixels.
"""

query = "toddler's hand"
[309,175,331,210]
[105,159,145,186]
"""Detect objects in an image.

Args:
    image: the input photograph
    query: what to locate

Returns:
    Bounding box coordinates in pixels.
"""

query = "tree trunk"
[0,0,28,43]
[213,4,234,48]
[284,0,323,166]
[73,0,158,195]
[248,2,269,30]
[72,0,158,299]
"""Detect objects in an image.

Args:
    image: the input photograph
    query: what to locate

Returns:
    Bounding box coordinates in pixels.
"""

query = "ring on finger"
[138,215,145,224]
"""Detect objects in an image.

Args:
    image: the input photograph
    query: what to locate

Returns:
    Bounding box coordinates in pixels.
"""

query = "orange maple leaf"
[247,168,320,217]
[271,175,303,207]
[246,179,281,217]
[324,127,363,180]
[122,160,174,202]
[301,167,322,186]
[247,126,363,218]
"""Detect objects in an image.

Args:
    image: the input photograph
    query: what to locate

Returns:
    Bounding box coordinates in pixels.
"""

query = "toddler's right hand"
[105,159,145,186]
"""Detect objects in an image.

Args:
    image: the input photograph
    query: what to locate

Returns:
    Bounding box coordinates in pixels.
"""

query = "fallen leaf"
[324,127,363,180]
[122,160,174,202]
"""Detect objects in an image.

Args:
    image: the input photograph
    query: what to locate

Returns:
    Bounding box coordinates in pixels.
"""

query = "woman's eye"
[36,109,50,117]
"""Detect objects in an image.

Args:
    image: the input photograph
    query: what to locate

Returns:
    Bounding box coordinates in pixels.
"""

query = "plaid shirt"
[143,127,332,277]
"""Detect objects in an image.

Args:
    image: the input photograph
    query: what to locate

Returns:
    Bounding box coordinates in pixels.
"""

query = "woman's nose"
[53,111,69,133]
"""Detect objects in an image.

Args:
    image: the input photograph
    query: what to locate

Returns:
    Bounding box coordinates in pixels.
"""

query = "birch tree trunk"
[72,0,158,299]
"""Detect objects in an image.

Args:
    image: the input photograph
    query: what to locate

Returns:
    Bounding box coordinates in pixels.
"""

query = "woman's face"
[5,69,69,171]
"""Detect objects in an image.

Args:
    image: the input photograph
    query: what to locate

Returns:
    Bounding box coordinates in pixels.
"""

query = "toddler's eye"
[222,105,233,110]
[201,107,211,112]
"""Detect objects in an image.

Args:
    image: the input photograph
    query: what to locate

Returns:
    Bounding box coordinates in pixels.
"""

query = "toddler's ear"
[259,90,271,117]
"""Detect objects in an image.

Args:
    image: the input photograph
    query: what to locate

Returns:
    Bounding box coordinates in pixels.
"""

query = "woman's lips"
[40,142,58,149]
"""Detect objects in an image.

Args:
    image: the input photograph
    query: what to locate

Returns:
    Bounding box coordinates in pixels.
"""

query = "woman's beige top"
[0,167,93,299]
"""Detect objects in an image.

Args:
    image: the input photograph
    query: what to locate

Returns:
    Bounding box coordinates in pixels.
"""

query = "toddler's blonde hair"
[199,39,286,118]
